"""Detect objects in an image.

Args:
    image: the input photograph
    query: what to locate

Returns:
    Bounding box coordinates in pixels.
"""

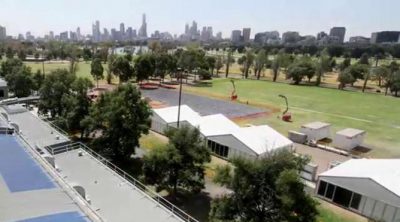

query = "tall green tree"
[253,49,269,80]
[82,48,92,63]
[143,125,211,194]
[210,150,317,222]
[224,49,234,78]
[5,65,34,97]
[134,54,156,82]
[106,54,116,84]
[205,56,216,76]
[337,67,356,90]
[38,69,76,118]
[90,58,104,88]
[87,84,151,164]
[215,56,224,76]
[113,56,135,83]
[286,58,316,85]
[315,49,332,86]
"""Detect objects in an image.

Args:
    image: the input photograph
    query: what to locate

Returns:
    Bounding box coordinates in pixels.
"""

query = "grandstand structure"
[0,104,198,222]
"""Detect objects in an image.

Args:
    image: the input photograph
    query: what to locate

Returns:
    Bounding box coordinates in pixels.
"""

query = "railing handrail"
[49,142,199,222]
[15,133,104,222]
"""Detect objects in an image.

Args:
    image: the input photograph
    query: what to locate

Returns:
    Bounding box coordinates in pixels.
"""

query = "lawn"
[317,205,366,222]
[25,61,92,79]
[184,78,400,158]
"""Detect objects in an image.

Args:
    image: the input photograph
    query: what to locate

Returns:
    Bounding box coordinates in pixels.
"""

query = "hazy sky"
[0,0,398,39]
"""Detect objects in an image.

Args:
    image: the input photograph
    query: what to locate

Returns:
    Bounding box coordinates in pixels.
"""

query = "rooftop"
[301,121,331,130]
[320,159,400,197]
[53,145,188,222]
[0,105,69,148]
[154,105,293,155]
[0,135,92,222]
[336,128,366,138]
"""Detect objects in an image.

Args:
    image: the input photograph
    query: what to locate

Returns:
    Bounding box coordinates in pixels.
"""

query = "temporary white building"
[300,121,331,141]
[333,128,366,150]
[317,159,400,222]
[151,105,293,159]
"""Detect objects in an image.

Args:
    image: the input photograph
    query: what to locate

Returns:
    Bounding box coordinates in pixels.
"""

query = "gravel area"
[141,88,265,118]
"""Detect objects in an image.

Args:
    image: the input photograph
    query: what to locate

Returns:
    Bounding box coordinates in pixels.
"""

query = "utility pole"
[177,68,183,128]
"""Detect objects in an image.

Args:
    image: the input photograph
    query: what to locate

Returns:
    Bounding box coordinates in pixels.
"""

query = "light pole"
[177,68,183,128]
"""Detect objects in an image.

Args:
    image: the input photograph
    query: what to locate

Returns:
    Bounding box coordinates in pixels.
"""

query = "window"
[207,140,229,158]
[325,183,335,199]
[333,186,353,208]
[350,192,362,210]
[317,181,328,196]
[0,90,4,97]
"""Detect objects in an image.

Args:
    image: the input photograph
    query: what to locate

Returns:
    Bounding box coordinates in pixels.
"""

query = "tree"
[224,49,234,78]
[87,84,151,164]
[65,78,93,138]
[113,56,134,83]
[315,49,332,86]
[390,71,400,96]
[253,49,269,80]
[210,150,317,222]
[215,56,224,76]
[17,50,26,60]
[339,57,351,71]
[143,125,211,194]
[337,67,356,90]
[286,58,316,84]
[5,65,34,97]
[383,62,400,95]
[0,58,23,77]
[33,69,44,91]
[242,49,255,79]
[34,52,40,60]
[134,54,156,82]
[38,69,76,118]
[358,53,370,65]
[272,52,292,82]
[5,47,13,59]
[205,56,216,76]
[82,48,92,63]
[90,58,104,88]
[106,54,116,84]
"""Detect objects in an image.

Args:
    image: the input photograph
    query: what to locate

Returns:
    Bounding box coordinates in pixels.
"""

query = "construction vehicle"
[230,79,238,101]
[278,94,292,122]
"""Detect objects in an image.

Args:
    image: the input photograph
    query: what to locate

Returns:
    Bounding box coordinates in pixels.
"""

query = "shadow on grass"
[165,191,212,222]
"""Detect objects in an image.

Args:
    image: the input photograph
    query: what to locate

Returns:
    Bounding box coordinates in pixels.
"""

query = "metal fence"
[48,142,199,222]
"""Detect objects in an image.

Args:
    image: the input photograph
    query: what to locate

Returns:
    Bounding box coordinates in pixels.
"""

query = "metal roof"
[0,105,69,148]
[336,128,366,138]
[320,159,400,197]
[301,121,331,130]
[154,105,293,155]
[54,147,186,222]
[0,135,92,222]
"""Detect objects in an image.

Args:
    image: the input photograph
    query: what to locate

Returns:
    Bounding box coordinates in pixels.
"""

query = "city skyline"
[1,0,400,40]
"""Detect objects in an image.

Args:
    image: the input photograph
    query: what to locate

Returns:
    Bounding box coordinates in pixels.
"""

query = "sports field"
[184,78,400,158]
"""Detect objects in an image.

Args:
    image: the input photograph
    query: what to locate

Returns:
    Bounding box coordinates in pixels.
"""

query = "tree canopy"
[210,150,318,222]
[143,125,211,194]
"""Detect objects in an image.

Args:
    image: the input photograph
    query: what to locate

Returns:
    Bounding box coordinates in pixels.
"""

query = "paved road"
[141,88,266,118]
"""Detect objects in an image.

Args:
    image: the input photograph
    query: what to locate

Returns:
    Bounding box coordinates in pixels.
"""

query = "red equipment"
[230,79,238,101]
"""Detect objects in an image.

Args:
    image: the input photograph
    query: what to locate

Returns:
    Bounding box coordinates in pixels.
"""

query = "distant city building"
[103,28,110,41]
[49,31,54,40]
[254,31,280,45]
[138,14,148,38]
[126,27,133,40]
[76,27,81,40]
[120,23,125,37]
[17,34,25,41]
[200,26,213,41]
[242,28,251,42]
[216,32,222,40]
[60,31,69,41]
[317,31,328,40]
[0,25,6,40]
[349,36,370,44]
[231,30,242,43]
[370,31,400,44]
[282,31,300,44]
[298,35,317,46]
[329,27,346,43]
[92,20,101,42]
[69,31,77,41]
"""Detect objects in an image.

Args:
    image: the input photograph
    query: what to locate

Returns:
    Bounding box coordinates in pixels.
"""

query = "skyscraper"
[92,20,101,42]
[76,27,81,40]
[0,25,6,40]
[242,28,251,42]
[231,30,242,43]
[120,23,125,36]
[329,27,346,43]
[138,14,147,38]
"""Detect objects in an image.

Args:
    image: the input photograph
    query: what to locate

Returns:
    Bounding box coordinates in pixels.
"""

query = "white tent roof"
[336,128,366,138]
[302,121,331,130]
[153,105,293,156]
[197,114,240,136]
[320,159,400,197]
[233,125,294,155]
[153,105,201,125]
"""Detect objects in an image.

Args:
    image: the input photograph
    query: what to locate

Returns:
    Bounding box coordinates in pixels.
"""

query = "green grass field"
[184,78,400,158]
[25,61,95,81]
